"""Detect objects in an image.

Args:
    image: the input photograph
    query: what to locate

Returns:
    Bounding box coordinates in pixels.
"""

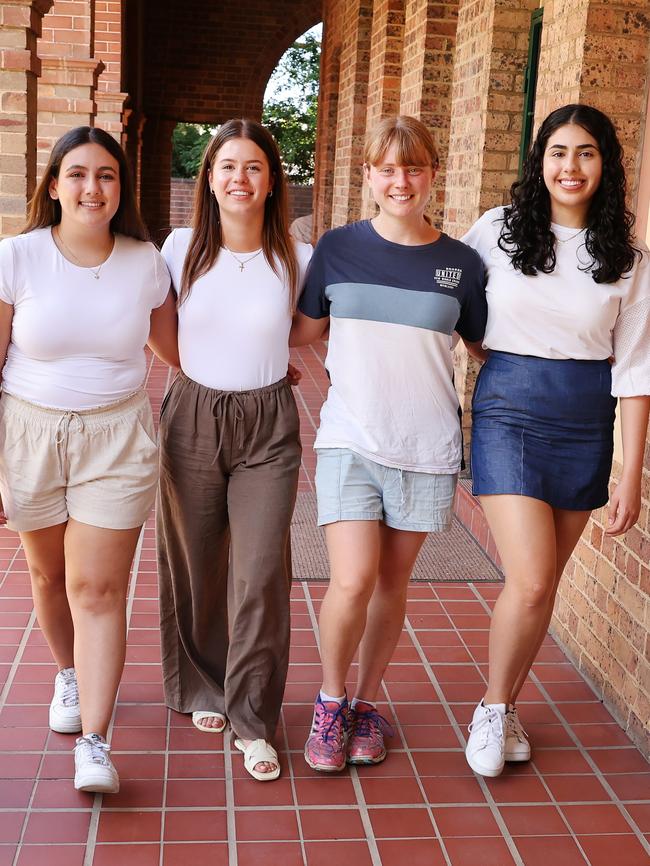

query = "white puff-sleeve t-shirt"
[462,207,650,397]
[161,228,312,391]
[0,228,171,410]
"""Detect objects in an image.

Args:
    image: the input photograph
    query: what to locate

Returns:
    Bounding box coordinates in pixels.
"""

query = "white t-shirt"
[462,207,650,397]
[162,228,312,391]
[0,228,171,410]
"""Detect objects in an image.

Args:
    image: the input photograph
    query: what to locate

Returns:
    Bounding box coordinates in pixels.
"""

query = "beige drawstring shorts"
[0,389,158,532]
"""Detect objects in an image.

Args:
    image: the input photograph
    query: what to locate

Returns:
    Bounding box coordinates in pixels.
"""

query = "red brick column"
[139,117,175,243]
[94,0,127,138]
[400,0,459,228]
[443,0,536,460]
[313,28,340,238]
[0,0,53,237]
[360,0,405,219]
[37,56,103,178]
[330,0,373,227]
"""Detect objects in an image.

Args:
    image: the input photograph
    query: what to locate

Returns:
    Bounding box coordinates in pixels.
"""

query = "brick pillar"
[330,0,373,227]
[400,0,459,228]
[532,0,650,758]
[94,0,127,138]
[360,0,405,220]
[37,57,104,179]
[313,28,340,238]
[0,0,53,238]
[139,116,175,243]
[443,0,536,462]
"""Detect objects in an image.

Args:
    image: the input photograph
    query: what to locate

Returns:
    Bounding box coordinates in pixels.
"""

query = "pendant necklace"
[223,245,263,272]
[55,227,112,279]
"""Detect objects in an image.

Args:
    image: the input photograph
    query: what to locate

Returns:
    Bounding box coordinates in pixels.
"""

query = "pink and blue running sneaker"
[304,694,349,772]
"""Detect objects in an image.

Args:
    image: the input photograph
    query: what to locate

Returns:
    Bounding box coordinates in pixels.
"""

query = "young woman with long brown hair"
[157,118,311,781]
[0,126,178,793]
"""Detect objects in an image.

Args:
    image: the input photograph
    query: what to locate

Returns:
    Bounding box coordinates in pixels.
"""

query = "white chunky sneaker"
[465,700,506,777]
[49,667,81,734]
[504,705,531,762]
[74,734,119,793]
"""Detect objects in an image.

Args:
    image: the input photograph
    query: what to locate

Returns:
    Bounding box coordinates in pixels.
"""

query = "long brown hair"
[23,126,148,241]
[179,118,299,310]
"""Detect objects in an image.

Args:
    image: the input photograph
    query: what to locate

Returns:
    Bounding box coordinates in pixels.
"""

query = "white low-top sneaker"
[74,734,119,793]
[465,700,506,777]
[49,667,81,734]
[504,705,531,761]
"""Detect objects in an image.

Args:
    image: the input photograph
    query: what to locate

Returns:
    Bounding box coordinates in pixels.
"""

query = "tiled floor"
[0,349,648,866]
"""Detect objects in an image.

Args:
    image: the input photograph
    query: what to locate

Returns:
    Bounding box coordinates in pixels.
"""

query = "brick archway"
[132,0,321,237]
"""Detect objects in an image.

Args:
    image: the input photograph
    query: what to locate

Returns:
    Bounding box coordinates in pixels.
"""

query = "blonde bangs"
[364,116,439,168]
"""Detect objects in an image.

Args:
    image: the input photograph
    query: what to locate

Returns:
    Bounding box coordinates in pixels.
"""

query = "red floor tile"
[499,804,568,835]
[434,805,501,837]
[376,838,447,865]
[15,846,85,866]
[577,834,650,866]
[163,810,227,843]
[235,809,299,842]
[443,836,517,866]
[23,811,90,844]
[561,802,634,834]
[237,841,304,866]
[97,811,161,843]
[92,844,160,866]
[303,840,373,866]
[513,835,587,866]
[300,807,365,839]
[162,843,229,866]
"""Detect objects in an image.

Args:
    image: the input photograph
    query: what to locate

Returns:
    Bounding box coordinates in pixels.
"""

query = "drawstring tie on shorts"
[54,411,85,475]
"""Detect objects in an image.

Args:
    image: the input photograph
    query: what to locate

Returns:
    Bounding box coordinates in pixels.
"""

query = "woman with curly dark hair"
[461,104,650,778]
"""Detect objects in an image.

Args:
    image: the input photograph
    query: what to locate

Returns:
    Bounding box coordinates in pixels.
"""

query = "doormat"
[291,491,502,582]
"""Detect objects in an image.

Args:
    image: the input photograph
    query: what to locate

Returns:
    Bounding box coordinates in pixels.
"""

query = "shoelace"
[468,706,503,748]
[506,710,528,742]
[60,670,79,707]
[76,735,111,765]
[313,700,348,742]
[352,708,394,740]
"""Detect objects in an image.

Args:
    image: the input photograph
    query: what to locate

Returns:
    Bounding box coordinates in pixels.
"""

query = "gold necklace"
[54,227,113,279]
[223,245,263,272]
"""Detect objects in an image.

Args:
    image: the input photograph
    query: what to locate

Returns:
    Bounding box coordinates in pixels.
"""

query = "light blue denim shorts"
[315,448,457,532]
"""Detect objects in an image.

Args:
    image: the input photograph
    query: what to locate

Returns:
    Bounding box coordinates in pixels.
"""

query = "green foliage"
[171,123,212,179]
[262,31,320,185]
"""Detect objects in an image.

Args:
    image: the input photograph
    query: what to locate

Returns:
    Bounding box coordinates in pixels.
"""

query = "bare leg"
[20,523,73,669]
[64,520,141,737]
[479,496,559,706]
[355,524,427,702]
[318,520,381,696]
[509,507,590,702]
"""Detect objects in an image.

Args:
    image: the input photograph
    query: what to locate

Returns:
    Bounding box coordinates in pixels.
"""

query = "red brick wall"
[169,179,313,230]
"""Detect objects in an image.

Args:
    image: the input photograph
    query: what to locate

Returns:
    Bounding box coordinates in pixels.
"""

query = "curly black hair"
[498,104,640,283]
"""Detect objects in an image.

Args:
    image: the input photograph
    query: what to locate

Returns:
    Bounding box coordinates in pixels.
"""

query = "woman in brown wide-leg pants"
[157,373,301,740]
[157,119,311,781]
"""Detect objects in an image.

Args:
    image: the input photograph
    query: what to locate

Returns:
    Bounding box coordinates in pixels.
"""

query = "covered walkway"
[0,348,648,866]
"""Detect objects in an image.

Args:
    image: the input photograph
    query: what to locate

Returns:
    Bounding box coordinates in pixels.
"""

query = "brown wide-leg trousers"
[157,372,301,741]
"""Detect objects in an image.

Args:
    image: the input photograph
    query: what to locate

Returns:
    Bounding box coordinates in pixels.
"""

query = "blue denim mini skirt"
[471,351,616,510]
